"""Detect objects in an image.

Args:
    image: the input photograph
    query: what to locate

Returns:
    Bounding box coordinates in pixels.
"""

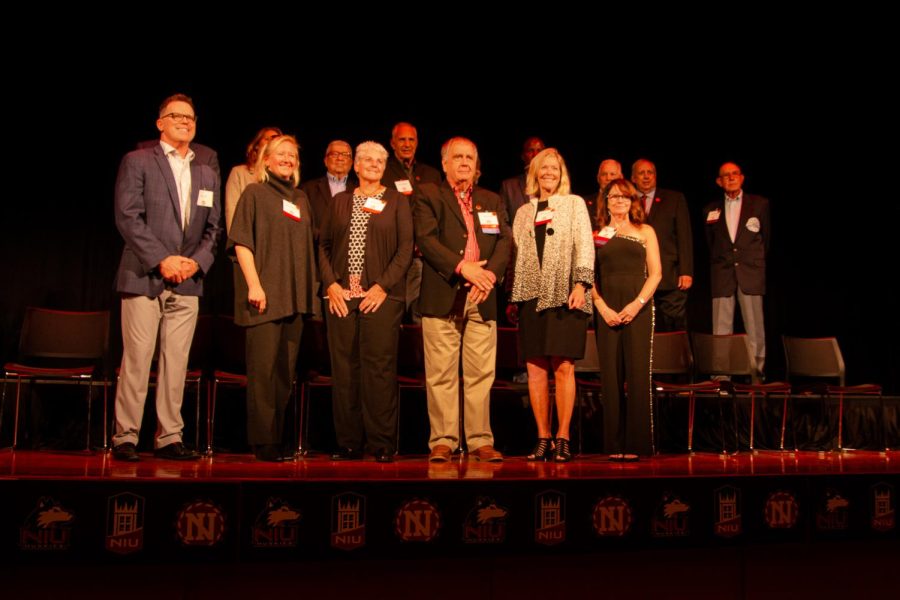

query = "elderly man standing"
[704,162,770,377]
[302,139,357,227]
[112,93,221,461]
[414,137,511,462]
[631,158,694,332]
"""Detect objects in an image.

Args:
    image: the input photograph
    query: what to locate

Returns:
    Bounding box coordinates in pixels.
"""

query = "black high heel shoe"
[527,438,554,461]
[554,438,572,462]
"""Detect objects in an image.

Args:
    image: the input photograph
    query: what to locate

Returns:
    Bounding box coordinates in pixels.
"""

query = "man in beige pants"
[413,137,510,462]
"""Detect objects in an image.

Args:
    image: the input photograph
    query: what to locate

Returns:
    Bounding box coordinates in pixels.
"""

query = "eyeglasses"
[607,194,631,201]
[327,151,351,159]
[161,112,196,123]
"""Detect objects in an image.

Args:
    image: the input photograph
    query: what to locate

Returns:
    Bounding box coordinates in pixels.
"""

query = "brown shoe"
[429,444,452,463]
[470,445,503,462]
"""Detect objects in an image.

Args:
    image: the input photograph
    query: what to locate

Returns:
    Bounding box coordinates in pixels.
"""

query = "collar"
[160,140,195,162]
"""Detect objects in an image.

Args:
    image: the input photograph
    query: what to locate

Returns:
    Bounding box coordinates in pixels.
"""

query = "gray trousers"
[713,290,765,373]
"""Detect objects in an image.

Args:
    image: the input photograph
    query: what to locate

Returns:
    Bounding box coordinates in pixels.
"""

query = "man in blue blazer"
[704,162,770,376]
[111,94,221,461]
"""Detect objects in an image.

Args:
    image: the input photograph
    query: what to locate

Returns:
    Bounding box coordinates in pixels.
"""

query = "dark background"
[1,21,895,392]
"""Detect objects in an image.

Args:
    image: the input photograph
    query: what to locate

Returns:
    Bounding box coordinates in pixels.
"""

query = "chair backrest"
[398,324,425,376]
[691,332,758,382]
[187,314,214,371]
[782,336,845,386]
[299,318,330,376]
[496,327,522,373]
[19,307,109,362]
[653,331,693,376]
[213,315,247,374]
[574,329,600,374]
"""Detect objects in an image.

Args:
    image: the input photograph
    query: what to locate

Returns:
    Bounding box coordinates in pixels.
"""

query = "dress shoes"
[429,444,452,463]
[470,444,503,462]
[330,448,363,461]
[112,442,140,462]
[374,448,394,463]
[254,444,288,462]
[153,442,200,461]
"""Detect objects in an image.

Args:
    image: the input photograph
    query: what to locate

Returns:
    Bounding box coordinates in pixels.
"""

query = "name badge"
[478,210,500,234]
[534,208,554,226]
[197,189,214,208]
[283,199,301,221]
[394,180,413,195]
[706,209,721,223]
[362,196,387,214]
[595,226,617,247]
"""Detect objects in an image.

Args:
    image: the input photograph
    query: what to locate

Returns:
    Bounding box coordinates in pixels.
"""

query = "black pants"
[653,287,688,332]
[245,314,302,446]
[327,298,403,453]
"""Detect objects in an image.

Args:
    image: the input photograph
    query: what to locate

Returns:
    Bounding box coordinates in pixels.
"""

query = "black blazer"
[704,193,770,297]
[414,182,511,321]
[645,188,694,290]
[381,156,442,198]
[318,188,413,303]
[301,174,358,230]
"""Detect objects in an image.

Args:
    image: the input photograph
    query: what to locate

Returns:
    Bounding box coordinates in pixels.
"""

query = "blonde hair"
[525,148,571,197]
[256,135,301,186]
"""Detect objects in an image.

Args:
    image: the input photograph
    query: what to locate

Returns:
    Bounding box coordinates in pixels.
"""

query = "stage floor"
[3,449,898,564]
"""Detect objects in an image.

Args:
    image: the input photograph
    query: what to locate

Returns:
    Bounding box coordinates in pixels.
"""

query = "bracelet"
[637,296,646,305]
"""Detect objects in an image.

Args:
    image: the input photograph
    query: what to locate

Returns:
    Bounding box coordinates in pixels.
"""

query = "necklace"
[358,185,384,197]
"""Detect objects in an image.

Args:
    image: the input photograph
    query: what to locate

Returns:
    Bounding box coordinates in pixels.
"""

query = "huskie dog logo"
[652,493,690,538]
[534,490,565,546]
[19,496,74,551]
[764,490,799,529]
[252,497,301,548]
[713,486,742,538]
[463,497,508,544]
[106,492,145,554]
[592,495,633,537]
[871,483,895,533]
[331,492,366,550]
[395,498,441,542]
[815,488,849,532]
[176,500,226,546]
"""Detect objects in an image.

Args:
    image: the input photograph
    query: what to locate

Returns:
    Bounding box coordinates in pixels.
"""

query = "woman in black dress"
[230,135,317,461]
[592,178,662,461]
[510,149,595,462]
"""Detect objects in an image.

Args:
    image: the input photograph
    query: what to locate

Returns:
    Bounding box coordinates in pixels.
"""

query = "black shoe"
[374,448,394,463]
[554,438,572,462]
[527,438,554,461]
[330,447,363,461]
[254,444,287,462]
[154,442,200,461]
[112,442,140,462]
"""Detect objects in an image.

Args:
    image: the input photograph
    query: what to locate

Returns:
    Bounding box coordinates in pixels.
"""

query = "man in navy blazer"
[632,159,694,332]
[111,94,221,461]
[704,162,770,375]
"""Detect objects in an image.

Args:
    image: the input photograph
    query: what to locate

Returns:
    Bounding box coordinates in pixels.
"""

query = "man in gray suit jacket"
[111,94,221,461]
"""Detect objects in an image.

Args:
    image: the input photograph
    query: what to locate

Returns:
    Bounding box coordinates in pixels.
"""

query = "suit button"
[459,250,464,255]
[733,248,738,252]
[734,262,739,266]
[463,233,468,238]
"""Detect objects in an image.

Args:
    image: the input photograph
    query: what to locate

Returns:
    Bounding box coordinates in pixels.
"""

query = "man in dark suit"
[382,122,441,321]
[499,136,544,225]
[631,159,694,332]
[584,158,624,224]
[111,94,221,461]
[301,139,357,227]
[704,162,770,375]
[414,137,511,463]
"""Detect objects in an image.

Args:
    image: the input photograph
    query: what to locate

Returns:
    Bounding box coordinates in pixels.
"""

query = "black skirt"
[518,298,589,361]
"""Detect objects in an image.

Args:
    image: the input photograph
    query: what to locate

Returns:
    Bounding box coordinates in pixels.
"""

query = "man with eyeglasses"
[111,93,221,462]
[136,115,219,178]
[704,162,770,377]
[302,140,357,227]
[631,158,694,332]
[382,122,441,323]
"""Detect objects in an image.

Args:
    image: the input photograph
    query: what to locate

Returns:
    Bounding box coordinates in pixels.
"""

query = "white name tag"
[478,210,500,234]
[283,199,301,221]
[534,208,554,225]
[706,209,721,223]
[197,189,214,208]
[394,180,413,195]
[363,196,387,214]
[595,226,617,247]
[745,217,761,233]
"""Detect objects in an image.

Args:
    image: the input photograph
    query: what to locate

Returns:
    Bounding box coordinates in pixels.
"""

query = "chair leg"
[778,394,788,452]
[880,396,888,453]
[84,377,93,451]
[717,392,728,455]
[297,383,308,456]
[13,377,23,450]
[837,393,845,452]
[0,376,7,448]
[748,393,756,452]
[687,393,695,454]
[102,381,109,451]
[194,378,201,451]
[206,380,218,456]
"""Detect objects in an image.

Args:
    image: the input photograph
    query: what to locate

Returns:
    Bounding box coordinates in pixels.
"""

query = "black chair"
[2,307,109,451]
[206,315,248,456]
[397,324,426,454]
[298,319,331,455]
[783,336,885,452]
